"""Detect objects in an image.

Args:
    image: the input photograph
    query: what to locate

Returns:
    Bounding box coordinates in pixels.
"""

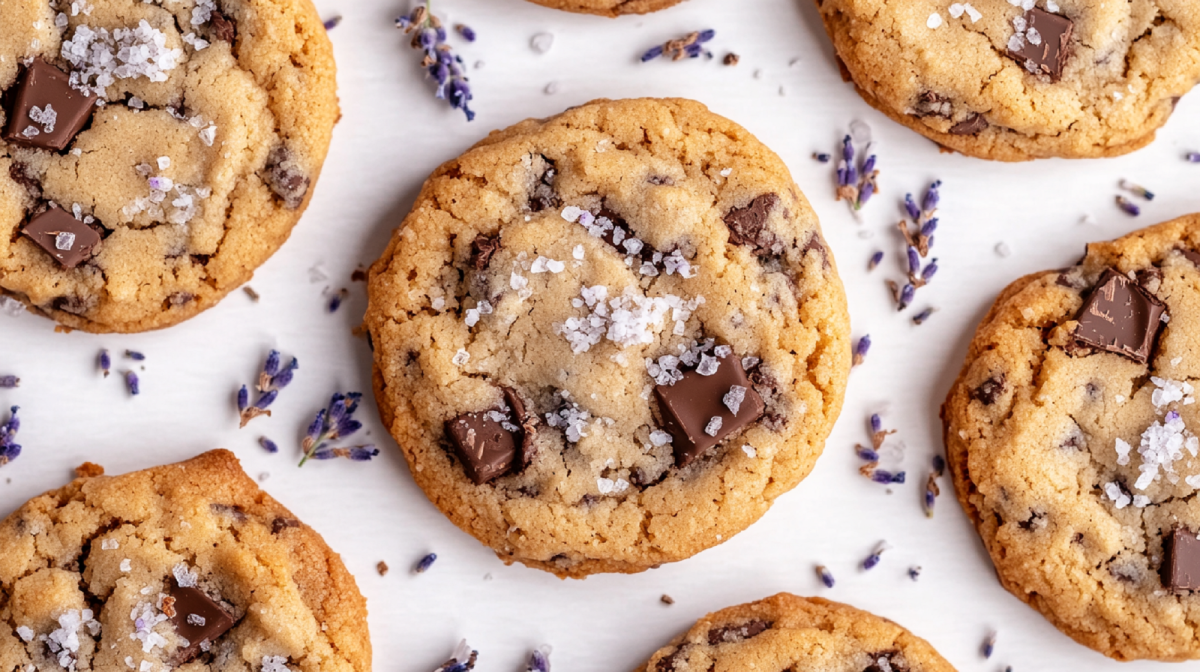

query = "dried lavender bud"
[237,385,249,412]
[871,469,905,484]
[125,350,146,361]
[906,246,921,274]
[525,649,550,672]
[898,283,915,310]
[922,180,941,213]
[254,389,278,410]
[813,152,830,163]
[904,193,921,220]
[1120,179,1154,201]
[414,552,438,573]
[328,288,349,313]
[933,455,946,472]
[124,371,140,396]
[856,445,880,462]
[912,307,935,325]
[1188,152,1200,163]
[641,29,716,62]
[920,218,938,237]
[852,334,871,367]
[870,414,882,434]
[908,566,922,581]
[862,542,889,570]
[1116,195,1140,216]
[99,349,111,377]
[868,250,883,271]
[0,406,21,467]
[323,16,342,30]
[982,632,996,658]
[0,376,18,389]
[455,24,476,42]
[259,436,279,453]
[816,564,835,588]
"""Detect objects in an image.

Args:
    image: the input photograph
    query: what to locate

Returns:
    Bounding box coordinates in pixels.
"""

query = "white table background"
[4,0,1200,670]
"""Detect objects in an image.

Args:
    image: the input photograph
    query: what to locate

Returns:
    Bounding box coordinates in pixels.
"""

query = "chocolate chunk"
[949,114,988,135]
[528,156,559,212]
[1178,247,1200,268]
[502,386,538,469]
[209,11,236,43]
[2,59,97,151]
[654,647,688,672]
[865,652,910,672]
[470,234,500,270]
[595,208,656,261]
[445,389,532,484]
[1162,527,1200,592]
[723,193,780,255]
[8,162,42,199]
[1007,9,1073,81]
[707,620,770,645]
[1071,268,1165,364]
[913,91,951,118]
[22,206,101,268]
[270,517,299,534]
[265,147,310,209]
[654,351,766,468]
[802,234,830,269]
[168,580,237,663]
[970,373,1006,406]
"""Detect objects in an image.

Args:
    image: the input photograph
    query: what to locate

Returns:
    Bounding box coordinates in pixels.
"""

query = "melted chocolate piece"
[528,157,559,212]
[445,389,532,484]
[1007,9,1073,81]
[723,193,780,255]
[470,234,500,270]
[949,114,988,135]
[1178,247,1200,268]
[209,11,236,42]
[970,373,1006,406]
[707,619,770,645]
[2,59,97,151]
[1162,527,1200,592]
[22,206,101,268]
[265,147,310,209]
[802,234,830,269]
[168,580,237,663]
[270,517,299,534]
[654,352,765,468]
[1071,268,1165,364]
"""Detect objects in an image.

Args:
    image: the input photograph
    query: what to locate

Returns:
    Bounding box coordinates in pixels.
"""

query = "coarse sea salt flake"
[964,3,982,21]
[1105,482,1131,509]
[927,12,943,28]
[452,349,470,366]
[742,445,756,458]
[705,416,723,436]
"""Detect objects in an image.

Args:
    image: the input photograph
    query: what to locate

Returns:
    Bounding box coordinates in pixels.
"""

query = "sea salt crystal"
[21,126,40,138]
[949,3,965,17]
[1008,34,1026,52]
[704,416,723,436]
[1133,495,1151,508]
[742,445,756,458]
[120,559,131,572]
[157,156,170,170]
[452,349,470,366]
[927,12,943,28]
[465,308,481,327]
[1027,27,1042,46]
[15,626,33,642]
[262,656,292,672]
[186,614,206,626]
[431,297,445,310]
[723,385,747,415]
[173,562,197,588]
[719,168,732,177]
[199,125,217,146]
[29,104,57,133]
[1134,412,1190,490]
[1104,482,1131,509]
[964,4,982,21]
[510,271,528,290]
[56,232,76,250]
[697,354,720,376]
[572,244,584,260]
[650,430,673,446]
[1115,438,1132,466]
[742,356,760,370]
[597,478,615,494]
[714,345,732,358]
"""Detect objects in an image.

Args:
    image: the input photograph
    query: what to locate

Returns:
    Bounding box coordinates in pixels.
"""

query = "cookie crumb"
[723,53,739,66]
[243,286,260,301]
[376,561,389,576]
[660,594,674,605]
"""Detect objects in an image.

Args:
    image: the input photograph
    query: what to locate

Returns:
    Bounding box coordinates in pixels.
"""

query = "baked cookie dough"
[0,450,371,672]
[816,0,1200,160]
[640,593,957,672]
[0,0,338,332]
[943,214,1200,660]
[365,98,850,578]
[523,0,685,17]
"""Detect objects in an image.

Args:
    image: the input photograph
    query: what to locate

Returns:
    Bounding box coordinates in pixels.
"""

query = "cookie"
[523,0,685,17]
[0,0,338,332]
[816,0,1200,161]
[639,593,957,672]
[0,450,371,672]
[942,213,1200,660]
[364,97,850,578]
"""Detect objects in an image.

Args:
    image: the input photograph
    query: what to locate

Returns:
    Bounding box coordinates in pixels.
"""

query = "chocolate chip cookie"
[0,450,371,672]
[943,213,1200,660]
[640,593,957,672]
[816,0,1200,160]
[0,0,338,332]
[523,0,686,17]
[364,97,851,578]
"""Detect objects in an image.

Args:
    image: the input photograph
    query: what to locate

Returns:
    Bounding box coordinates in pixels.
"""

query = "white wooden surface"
[3,0,1200,669]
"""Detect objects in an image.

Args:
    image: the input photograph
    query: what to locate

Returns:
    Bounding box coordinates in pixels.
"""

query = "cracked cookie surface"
[364,97,850,578]
[523,0,685,17]
[816,0,1200,160]
[942,214,1200,660]
[639,593,957,672]
[0,0,338,332]
[0,450,371,672]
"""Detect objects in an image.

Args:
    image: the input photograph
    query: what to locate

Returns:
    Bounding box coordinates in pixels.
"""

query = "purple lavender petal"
[435,26,448,43]
[862,552,881,570]
[899,284,915,310]
[855,334,871,357]
[697,29,716,42]
[273,358,298,389]
[457,24,476,42]
[904,193,920,220]
[860,154,876,175]
[263,350,281,378]
[907,246,921,274]
[925,487,936,510]
[0,376,18,389]
[683,43,703,58]
[922,180,942,213]
[868,250,883,270]
[418,28,437,49]
[842,135,854,163]
[527,649,550,672]
[857,181,874,206]
[323,15,342,30]
[347,445,379,461]
[921,260,939,282]
[99,349,111,373]
[920,218,938,238]
[1116,195,1140,216]
[641,45,664,62]
[891,471,906,484]
[813,152,831,163]
[255,389,279,410]
[336,417,363,439]
[311,447,336,460]
[3,406,19,436]
[816,565,835,588]
[125,350,146,361]
[1188,152,1200,163]
[871,470,895,484]
[836,161,849,187]
[306,409,326,441]
[933,455,946,472]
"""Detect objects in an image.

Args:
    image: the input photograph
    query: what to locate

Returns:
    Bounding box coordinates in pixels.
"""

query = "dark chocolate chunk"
[209,11,236,43]
[1162,527,1200,593]
[723,193,780,255]
[445,389,531,484]
[707,619,770,645]
[470,234,500,270]
[1178,247,1200,268]
[654,647,688,672]
[2,59,97,151]
[949,114,988,135]
[270,517,299,534]
[528,156,559,212]
[168,580,237,663]
[22,206,101,268]
[802,234,830,269]
[50,294,96,315]
[1071,268,1165,364]
[1007,9,1074,81]
[265,147,310,209]
[913,91,951,118]
[595,208,657,261]
[864,652,910,672]
[654,351,765,468]
[970,373,1006,406]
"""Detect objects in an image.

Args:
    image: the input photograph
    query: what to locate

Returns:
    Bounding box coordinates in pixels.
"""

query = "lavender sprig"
[924,455,945,517]
[816,564,835,588]
[433,640,478,672]
[237,350,299,428]
[414,552,438,573]
[891,181,942,310]
[525,648,550,672]
[298,392,379,466]
[857,414,901,484]
[641,29,715,62]
[834,134,879,211]
[0,406,20,467]
[0,375,18,389]
[852,335,871,367]
[396,4,475,121]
